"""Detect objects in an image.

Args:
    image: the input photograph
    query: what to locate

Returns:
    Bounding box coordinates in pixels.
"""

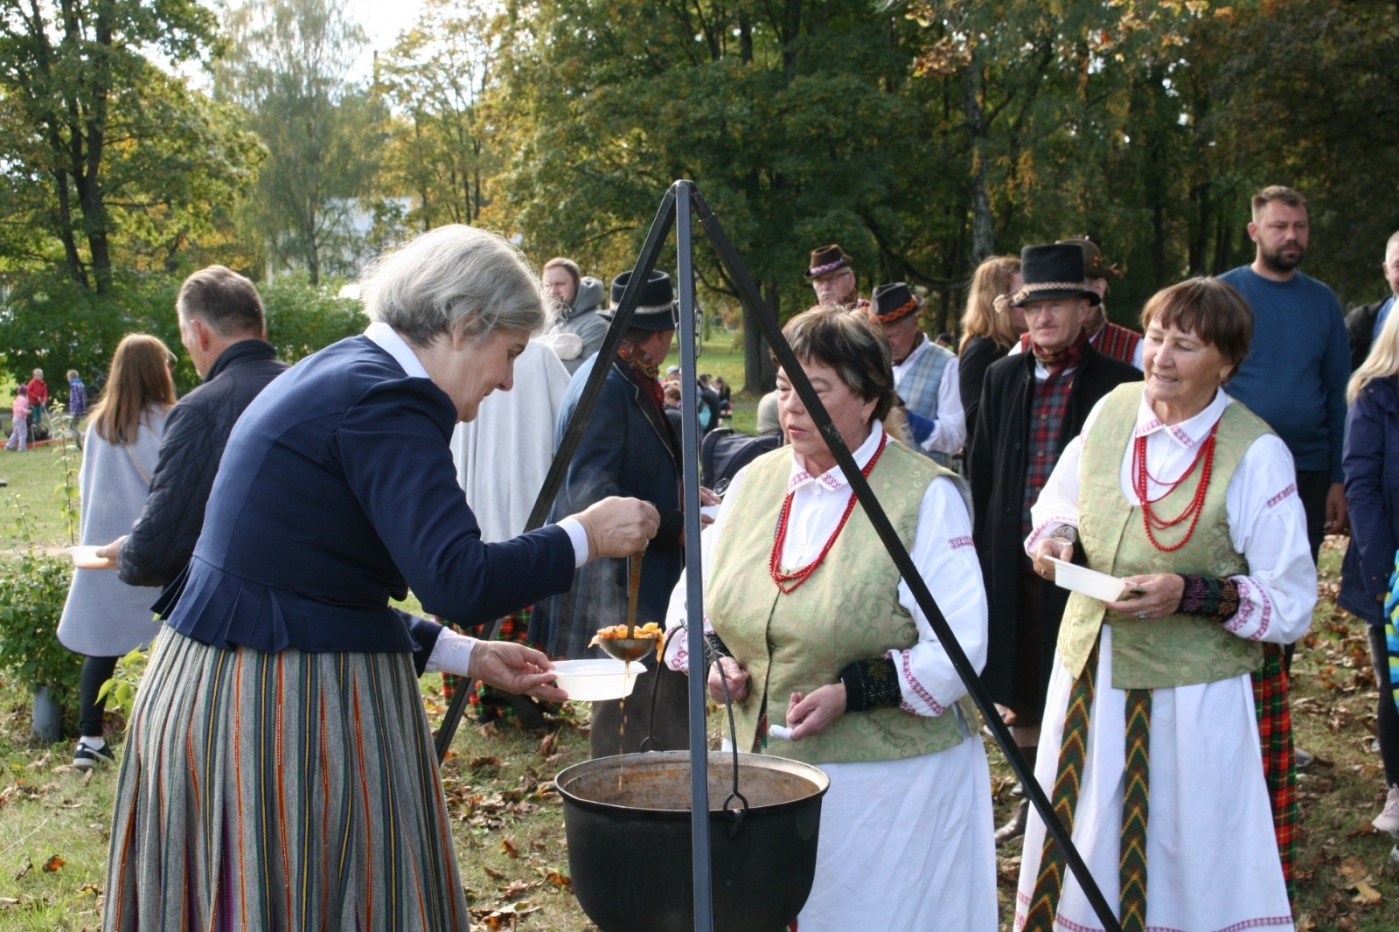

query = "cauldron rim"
[555,750,829,820]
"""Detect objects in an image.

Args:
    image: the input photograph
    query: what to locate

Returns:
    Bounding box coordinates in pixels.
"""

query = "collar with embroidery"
[1133,388,1231,448]
[786,421,886,494]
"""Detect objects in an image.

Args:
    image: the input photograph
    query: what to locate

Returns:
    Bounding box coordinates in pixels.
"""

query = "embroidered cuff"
[1176,574,1241,622]
[838,658,903,712]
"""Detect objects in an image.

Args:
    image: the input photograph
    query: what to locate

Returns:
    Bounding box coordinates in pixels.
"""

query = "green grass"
[0,434,82,557]
[10,375,1394,929]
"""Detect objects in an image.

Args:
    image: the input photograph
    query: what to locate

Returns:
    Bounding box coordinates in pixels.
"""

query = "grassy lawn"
[4,375,1395,929]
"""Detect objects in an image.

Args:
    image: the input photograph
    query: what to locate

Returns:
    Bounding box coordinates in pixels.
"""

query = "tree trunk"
[743,283,778,395]
[964,54,995,264]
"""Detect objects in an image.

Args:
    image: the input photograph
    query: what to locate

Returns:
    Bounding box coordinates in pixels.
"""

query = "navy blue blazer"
[158,336,576,671]
[1340,375,1399,626]
[529,353,683,659]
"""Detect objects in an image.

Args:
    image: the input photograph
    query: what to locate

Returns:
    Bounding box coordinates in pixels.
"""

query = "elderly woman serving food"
[1017,278,1315,932]
[104,225,659,932]
[665,305,997,931]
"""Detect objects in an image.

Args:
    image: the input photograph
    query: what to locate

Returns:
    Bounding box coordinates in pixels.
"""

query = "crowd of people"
[29,180,1399,931]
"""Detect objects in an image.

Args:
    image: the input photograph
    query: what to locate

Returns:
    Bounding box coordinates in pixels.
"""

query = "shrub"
[0,552,81,704]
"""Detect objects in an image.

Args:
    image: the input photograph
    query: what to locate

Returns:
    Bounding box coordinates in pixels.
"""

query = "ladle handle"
[626,550,643,634]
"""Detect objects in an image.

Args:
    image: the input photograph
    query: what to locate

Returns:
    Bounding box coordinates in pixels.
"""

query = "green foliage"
[216,0,383,285]
[0,269,187,396]
[0,0,259,292]
[47,405,83,547]
[96,646,149,723]
[260,274,367,363]
[1,267,365,391]
[376,0,502,233]
[0,549,80,700]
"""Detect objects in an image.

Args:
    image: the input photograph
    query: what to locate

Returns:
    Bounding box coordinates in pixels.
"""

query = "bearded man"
[1219,187,1350,564]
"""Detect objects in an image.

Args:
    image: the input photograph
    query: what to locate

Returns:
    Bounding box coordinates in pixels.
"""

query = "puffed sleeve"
[1220,434,1316,645]
[889,476,988,716]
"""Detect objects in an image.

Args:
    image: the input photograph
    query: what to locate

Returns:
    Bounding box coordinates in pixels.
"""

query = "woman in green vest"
[664,306,997,931]
[1015,278,1315,932]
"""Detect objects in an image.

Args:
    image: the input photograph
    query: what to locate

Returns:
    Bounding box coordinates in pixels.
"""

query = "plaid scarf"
[619,341,666,413]
[1031,328,1089,379]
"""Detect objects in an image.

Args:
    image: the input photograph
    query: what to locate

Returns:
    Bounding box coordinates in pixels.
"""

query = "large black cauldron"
[556,751,829,932]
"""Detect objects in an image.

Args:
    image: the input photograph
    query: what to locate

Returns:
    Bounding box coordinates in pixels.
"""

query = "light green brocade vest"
[707,440,971,765]
[1058,384,1272,689]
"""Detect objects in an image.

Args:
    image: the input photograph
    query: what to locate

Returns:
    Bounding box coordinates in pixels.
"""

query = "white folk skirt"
[1014,625,1293,932]
[796,708,998,932]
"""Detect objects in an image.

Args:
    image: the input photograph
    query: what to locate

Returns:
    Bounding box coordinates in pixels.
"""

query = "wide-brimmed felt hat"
[869,282,925,324]
[1058,236,1121,281]
[805,244,854,280]
[600,269,677,332]
[1006,243,1101,308]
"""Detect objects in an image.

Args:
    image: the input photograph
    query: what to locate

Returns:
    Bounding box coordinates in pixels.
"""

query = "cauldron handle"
[709,633,748,837]
[639,627,686,752]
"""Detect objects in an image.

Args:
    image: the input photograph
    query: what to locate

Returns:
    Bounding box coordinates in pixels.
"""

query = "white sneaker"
[1373,785,1399,836]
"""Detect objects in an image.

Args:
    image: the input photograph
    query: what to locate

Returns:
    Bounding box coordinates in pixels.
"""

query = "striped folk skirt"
[104,629,470,931]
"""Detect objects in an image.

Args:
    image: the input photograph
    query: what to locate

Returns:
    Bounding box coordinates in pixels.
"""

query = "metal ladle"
[597,550,660,664]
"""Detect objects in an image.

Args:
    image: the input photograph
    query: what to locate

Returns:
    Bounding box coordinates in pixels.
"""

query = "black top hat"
[1006,243,1101,308]
[805,244,854,279]
[869,282,925,324]
[600,269,678,332]
[1058,236,1121,281]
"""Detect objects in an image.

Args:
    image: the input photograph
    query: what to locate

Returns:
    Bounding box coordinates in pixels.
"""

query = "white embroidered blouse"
[663,421,989,716]
[1026,387,1317,644]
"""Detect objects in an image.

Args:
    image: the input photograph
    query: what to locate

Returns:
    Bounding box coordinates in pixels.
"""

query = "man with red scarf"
[531,269,710,758]
[968,243,1141,844]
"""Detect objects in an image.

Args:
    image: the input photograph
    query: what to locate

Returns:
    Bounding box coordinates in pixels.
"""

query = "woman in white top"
[57,335,176,769]
[1018,278,1314,932]
[665,306,997,931]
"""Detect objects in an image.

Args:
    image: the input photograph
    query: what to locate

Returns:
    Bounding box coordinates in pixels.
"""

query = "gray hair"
[361,225,552,346]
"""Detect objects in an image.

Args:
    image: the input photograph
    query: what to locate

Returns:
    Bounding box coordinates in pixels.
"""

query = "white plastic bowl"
[68,545,114,570]
[552,659,648,702]
[1048,557,1127,603]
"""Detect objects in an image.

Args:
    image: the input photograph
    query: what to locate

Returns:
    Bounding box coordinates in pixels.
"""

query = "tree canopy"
[4,0,1399,391]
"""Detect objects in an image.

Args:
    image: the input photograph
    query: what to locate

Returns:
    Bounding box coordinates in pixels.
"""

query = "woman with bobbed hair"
[665,305,997,930]
[57,334,176,769]
[958,255,1023,448]
[1019,278,1314,931]
[1339,307,1399,838]
[104,225,660,932]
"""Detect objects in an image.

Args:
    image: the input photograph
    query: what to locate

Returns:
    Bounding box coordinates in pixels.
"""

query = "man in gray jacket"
[542,257,608,374]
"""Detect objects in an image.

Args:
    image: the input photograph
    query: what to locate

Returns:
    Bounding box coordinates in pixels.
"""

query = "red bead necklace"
[1131,421,1219,552]
[769,433,888,594]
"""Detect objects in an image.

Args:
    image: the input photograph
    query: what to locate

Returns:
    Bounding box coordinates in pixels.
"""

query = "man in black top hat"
[532,269,714,758]
[868,281,964,464]
[968,243,1141,844]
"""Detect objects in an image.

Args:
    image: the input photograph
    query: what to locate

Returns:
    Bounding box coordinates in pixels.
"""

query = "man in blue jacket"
[532,269,700,757]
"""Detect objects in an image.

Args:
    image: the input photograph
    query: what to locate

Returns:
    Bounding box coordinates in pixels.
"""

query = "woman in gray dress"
[56,335,176,769]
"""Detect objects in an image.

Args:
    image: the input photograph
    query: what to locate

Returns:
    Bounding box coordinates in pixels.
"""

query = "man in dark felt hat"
[968,243,1141,844]
[806,244,868,310]
[531,269,713,758]
[868,281,964,465]
[1008,238,1143,369]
